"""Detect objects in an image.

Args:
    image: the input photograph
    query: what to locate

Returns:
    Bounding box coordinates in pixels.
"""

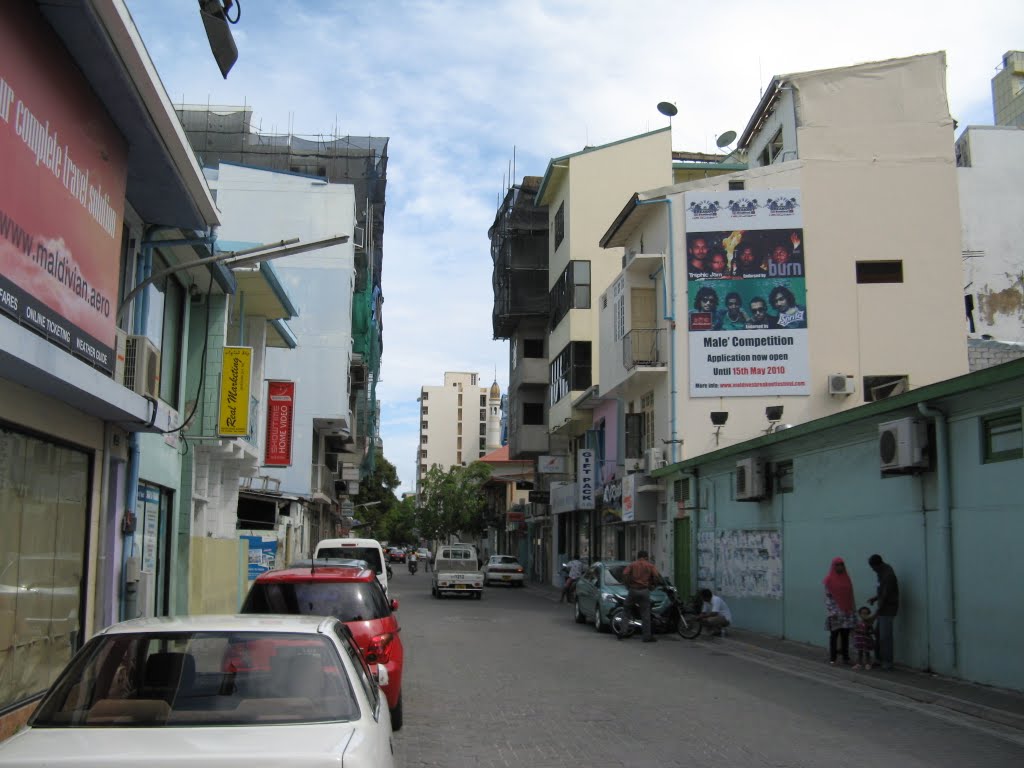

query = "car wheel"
[574,598,586,624]
[390,693,403,731]
[593,603,606,632]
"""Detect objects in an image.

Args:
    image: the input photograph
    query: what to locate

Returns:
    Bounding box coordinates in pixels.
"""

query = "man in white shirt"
[560,555,585,602]
[698,588,732,636]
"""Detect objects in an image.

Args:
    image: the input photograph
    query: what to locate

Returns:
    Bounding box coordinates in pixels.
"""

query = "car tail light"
[514,567,523,573]
[364,632,394,664]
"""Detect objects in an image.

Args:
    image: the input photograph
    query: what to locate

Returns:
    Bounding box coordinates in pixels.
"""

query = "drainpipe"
[917,401,956,672]
[635,197,679,463]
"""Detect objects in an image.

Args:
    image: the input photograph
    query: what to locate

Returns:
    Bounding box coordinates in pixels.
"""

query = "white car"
[0,614,394,768]
[482,554,526,587]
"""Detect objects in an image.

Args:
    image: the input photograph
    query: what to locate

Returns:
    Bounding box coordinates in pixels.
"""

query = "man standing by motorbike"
[621,550,662,643]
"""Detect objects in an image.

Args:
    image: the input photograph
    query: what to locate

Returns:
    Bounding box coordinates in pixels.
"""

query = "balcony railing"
[623,329,666,370]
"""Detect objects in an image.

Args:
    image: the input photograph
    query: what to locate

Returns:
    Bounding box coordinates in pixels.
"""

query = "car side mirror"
[390,598,399,611]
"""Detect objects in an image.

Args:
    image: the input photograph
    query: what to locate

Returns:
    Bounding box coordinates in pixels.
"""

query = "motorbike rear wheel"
[676,607,703,639]
[610,607,636,639]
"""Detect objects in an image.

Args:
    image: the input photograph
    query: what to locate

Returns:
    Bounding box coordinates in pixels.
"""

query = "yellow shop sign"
[218,346,252,436]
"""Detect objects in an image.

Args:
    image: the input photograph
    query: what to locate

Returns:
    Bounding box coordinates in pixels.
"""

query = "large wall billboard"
[683,190,808,397]
[0,2,128,374]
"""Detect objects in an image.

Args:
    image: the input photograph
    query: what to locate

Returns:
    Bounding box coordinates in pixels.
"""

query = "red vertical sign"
[264,381,294,466]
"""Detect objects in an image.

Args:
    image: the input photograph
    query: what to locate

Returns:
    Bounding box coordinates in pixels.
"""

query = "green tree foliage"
[416,462,492,543]
[351,453,401,538]
[378,496,417,545]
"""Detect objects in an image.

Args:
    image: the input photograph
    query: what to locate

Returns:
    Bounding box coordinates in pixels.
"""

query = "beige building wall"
[418,372,488,490]
[189,536,246,614]
[544,128,674,428]
[606,52,968,457]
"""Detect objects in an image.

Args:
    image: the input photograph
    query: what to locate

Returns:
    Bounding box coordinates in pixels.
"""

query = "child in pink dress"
[852,606,875,670]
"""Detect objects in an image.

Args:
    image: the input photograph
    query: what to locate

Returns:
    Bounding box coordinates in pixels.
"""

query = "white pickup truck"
[431,543,483,599]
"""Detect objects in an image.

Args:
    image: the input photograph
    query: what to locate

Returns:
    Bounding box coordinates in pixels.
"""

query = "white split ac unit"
[623,457,642,472]
[735,457,766,500]
[123,335,160,399]
[879,417,929,473]
[828,374,855,396]
[644,447,666,474]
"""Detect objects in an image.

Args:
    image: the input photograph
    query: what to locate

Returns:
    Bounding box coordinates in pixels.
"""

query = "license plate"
[501,575,511,580]
[455,584,466,589]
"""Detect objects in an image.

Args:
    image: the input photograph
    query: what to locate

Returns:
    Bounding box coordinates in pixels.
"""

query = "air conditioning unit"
[623,457,642,472]
[735,457,766,500]
[828,374,855,396]
[879,417,929,473]
[644,447,666,474]
[123,335,160,398]
[113,328,129,383]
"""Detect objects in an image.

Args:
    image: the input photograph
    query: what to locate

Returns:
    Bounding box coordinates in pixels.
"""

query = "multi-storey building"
[956,80,1024,351]
[991,50,1024,127]
[416,373,502,494]
[597,51,968,587]
[175,107,388,545]
[0,0,231,735]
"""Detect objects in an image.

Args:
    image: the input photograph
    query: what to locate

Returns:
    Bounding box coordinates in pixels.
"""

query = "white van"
[313,537,389,595]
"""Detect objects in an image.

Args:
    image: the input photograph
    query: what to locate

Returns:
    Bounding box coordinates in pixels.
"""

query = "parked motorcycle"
[609,583,702,639]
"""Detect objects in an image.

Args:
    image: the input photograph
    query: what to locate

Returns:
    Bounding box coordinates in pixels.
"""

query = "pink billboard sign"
[0,1,128,372]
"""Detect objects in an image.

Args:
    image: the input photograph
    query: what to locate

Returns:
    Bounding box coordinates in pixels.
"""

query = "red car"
[240,563,405,729]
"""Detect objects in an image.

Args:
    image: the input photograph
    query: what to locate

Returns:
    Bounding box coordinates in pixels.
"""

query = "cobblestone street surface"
[388,570,1024,768]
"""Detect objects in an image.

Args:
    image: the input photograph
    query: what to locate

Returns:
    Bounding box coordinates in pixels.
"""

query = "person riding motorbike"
[560,554,584,603]
[408,550,418,574]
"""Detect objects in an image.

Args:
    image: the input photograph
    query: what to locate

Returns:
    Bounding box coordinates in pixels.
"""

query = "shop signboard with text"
[684,189,809,397]
[576,449,595,510]
[0,3,128,374]
[219,347,253,437]
[264,380,295,466]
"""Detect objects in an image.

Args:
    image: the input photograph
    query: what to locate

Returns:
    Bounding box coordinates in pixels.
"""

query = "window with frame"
[421,435,427,445]
[523,338,544,358]
[554,202,565,251]
[421,391,428,401]
[982,411,1023,463]
[856,261,903,284]
[759,128,785,166]
[548,341,592,406]
[624,412,644,460]
[550,260,591,329]
[480,395,486,407]
[422,406,428,415]
[421,420,428,430]
[523,402,544,425]
[641,391,655,451]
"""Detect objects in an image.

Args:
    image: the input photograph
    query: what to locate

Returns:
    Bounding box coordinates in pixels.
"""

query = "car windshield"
[243,581,391,622]
[603,565,626,586]
[31,631,359,728]
[317,547,383,574]
[490,556,518,566]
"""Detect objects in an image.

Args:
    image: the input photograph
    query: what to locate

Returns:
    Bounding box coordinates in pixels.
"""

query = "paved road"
[388,568,1024,767]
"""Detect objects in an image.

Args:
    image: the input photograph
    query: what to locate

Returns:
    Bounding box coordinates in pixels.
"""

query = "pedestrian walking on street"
[424,548,432,573]
[867,554,899,670]
[823,557,856,665]
[852,606,875,670]
[621,550,661,643]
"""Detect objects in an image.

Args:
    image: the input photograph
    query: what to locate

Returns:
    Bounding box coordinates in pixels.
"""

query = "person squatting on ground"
[698,588,732,636]
[823,556,857,665]
[560,555,584,603]
[621,550,661,643]
[853,606,875,670]
[868,554,899,671]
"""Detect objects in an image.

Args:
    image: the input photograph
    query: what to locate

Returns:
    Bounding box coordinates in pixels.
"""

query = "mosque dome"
[489,380,501,399]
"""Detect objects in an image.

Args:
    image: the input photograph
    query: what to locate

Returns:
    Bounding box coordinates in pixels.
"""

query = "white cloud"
[126,0,1023,494]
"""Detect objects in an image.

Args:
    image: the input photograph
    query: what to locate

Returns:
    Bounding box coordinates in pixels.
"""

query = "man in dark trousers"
[867,554,899,670]
[621,550,661,643]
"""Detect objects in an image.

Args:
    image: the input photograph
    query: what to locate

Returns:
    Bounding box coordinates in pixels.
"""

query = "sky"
[124,0,1023,496]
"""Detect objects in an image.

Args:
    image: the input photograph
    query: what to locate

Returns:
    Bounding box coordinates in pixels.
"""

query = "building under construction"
[176,104,388,488]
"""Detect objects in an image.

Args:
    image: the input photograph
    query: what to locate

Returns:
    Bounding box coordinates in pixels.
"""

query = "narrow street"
[388,568,1024,768]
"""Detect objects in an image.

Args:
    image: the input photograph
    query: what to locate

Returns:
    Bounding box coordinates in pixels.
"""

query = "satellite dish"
[716,130,737,148]
[657,102,678,118]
